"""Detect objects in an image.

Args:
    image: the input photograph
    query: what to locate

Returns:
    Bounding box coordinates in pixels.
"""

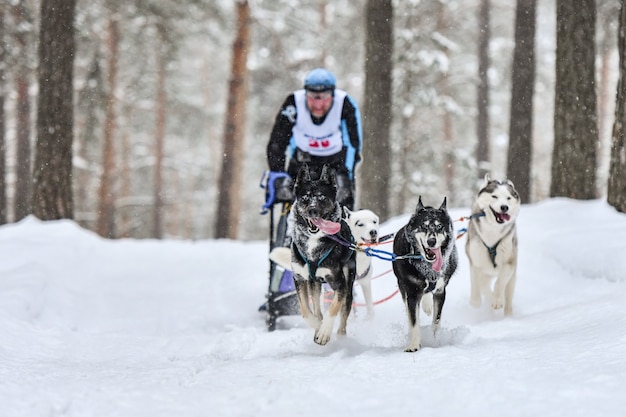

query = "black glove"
[274,175,294,203]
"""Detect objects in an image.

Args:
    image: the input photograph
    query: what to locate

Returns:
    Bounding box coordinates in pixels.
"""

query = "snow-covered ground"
[1,198,625,416]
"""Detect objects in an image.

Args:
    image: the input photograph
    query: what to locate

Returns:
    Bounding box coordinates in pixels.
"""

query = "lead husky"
[393,197,458,352]
[270,207,380,319]
[465,174,520,316]
[290,164,356,345]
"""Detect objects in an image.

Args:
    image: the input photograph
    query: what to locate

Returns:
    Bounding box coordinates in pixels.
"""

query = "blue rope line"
[362,247,423,262]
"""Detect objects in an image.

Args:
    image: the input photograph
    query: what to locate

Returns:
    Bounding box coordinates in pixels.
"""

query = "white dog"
[343,208,380,319]
[465,174,520,316]
[269,207,381,319]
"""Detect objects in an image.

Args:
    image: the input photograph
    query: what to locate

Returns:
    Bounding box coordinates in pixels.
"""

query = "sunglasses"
[306,91,332,101]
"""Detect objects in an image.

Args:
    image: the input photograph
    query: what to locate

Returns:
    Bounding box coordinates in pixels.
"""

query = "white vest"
[292,89,347,157]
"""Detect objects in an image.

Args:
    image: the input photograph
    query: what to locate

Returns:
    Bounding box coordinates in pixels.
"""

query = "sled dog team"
[271,163,520,352]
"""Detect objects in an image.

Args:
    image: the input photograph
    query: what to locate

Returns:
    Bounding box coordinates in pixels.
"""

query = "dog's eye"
[356,221,363,227]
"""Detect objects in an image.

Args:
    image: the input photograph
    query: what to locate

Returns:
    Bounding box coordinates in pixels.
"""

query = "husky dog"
[465,174,520,316]
[393,197,458,352]
[290,164,356,345]
[343,208,380,319]
[269,207,379,320]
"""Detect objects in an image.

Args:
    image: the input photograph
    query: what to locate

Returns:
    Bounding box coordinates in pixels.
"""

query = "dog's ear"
[484,173,492,184]
[343,206,352,219]
[416,196,424,212]
[319,164,329,181]
[319,164,337,190]
[439,196,447,210]
[506,180,520,201]
[295,163,311,187]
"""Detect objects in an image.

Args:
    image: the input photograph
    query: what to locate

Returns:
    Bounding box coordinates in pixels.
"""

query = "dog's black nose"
[370,230,378,238]
[307,207,320,218]
[427,237,437,247]
[501,205,509,213]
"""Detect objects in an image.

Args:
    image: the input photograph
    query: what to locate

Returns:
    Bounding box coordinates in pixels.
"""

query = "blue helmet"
[303,68,336,92]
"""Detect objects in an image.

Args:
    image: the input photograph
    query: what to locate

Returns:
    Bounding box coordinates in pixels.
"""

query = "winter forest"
[1,0,626,241]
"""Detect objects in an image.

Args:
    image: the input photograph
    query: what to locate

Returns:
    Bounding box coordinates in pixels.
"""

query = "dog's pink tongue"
[501,213,511,221]
[310,218,341,235]
[431,247,443,272]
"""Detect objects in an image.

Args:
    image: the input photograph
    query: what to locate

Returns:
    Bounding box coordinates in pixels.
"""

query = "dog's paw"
[314,331,331,345]
[314,320,334,345]
[504,305,513,317]
[404,344,421,352]
[491,296,504,310]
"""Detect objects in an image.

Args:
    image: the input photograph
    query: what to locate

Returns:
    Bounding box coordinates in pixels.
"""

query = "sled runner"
[259,172,300,331]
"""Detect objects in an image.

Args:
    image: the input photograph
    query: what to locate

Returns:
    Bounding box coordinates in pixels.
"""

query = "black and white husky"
[270,207,380,319]
[393,197,458,352]
[290,164,356,345]
[465,174,520,316]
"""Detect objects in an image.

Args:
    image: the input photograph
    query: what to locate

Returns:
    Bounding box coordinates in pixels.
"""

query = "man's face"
[305,91,333,118]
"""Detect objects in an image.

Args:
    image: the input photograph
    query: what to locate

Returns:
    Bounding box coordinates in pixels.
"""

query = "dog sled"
[258,172,300,331]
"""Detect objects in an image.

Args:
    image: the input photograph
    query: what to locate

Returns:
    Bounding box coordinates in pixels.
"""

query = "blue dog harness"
[296,244,334,282]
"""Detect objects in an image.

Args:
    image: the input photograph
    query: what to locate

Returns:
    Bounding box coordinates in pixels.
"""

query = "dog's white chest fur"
[301,230,326,262]
[355,251,369,275]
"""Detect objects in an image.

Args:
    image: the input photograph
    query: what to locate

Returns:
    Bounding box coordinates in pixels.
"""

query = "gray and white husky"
[465,174,520,316]
[393,197,458,352]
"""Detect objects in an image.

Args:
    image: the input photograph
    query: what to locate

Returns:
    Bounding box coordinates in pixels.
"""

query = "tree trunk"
[97,16,119,238]
[608,0,626,213]
[118,114,132,238]
[550,0,598,199]
[361,0,393,220]
[506,0,536,203]
[32,0,75,220]
[153,23,167,239]
[443,92,454,194]
[75,53,102,223]
[476,0,491,181]
[214,0,250,239]
[12,1,32,220]
[597,7,617,197]
[436,7,454,196]
[0,6,6,224]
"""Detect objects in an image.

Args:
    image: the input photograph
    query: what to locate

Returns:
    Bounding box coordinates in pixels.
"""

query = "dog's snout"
[427,237,437,248]
[370,230,378,238]
[501,205,509,213]
[307,207,320,218]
